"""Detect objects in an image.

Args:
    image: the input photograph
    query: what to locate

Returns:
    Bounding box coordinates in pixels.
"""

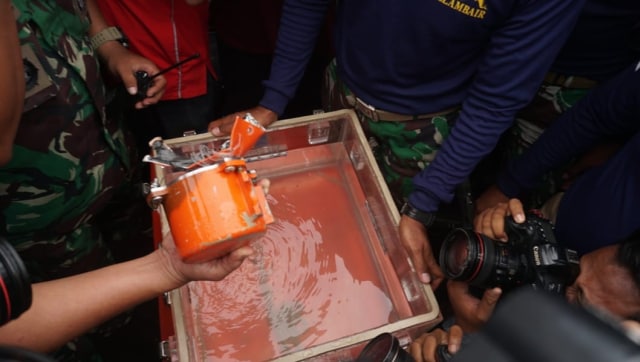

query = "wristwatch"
[400,202,437,227]
[90,26,128,50]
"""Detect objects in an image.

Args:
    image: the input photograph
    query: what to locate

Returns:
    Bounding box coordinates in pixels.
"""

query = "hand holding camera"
[446,281,502,333]
[440,199,580,338]
[439,204,579,294]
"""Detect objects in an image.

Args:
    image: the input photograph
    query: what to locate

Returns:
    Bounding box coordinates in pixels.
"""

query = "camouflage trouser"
[321,59,460,210]
[505,83,591,208]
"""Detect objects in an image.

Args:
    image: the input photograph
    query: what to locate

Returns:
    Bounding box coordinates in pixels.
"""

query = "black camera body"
[0,237,64,362]
[0,237,32,324]
[439,213,580,294]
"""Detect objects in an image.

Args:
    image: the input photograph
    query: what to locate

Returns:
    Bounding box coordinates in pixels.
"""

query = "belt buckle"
[355,97,380,122]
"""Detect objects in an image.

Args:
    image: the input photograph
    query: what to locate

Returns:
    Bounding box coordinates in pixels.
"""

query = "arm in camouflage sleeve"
[0,0,24,166]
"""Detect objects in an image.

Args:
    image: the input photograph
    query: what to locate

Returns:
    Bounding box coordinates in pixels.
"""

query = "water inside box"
[158,110,441,361]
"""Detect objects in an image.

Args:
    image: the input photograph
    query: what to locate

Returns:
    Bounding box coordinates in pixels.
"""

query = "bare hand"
[157,232,254,285]
[101,44,167,109]
[409,325,464,362]
[209,106,278,136]
[474,184,509,215]
[153,179,269,285]
[447,280,501,333]
[399,215,444,289]
[473,199,525,241]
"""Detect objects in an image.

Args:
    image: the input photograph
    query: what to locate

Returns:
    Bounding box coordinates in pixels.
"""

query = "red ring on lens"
[0,277,11,321]
[466,232,485,282]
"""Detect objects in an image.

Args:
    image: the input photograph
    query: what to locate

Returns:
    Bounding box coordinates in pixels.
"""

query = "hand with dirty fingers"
[209,106,278,136]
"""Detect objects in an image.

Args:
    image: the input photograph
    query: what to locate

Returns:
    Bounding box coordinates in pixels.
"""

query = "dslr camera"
[0,237,31,324]
[0,237,58,362]
[438,213,580,294]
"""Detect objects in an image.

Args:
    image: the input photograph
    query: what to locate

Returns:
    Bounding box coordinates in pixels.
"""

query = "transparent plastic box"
[153,110,442,361]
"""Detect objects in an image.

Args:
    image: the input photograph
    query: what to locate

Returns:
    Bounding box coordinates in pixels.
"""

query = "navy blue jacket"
[551,0,640,81]
[497,61,640,254]
[261,0,585,213]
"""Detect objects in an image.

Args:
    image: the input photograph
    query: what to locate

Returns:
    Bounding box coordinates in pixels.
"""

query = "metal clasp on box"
[308,120,331,145]
[159,336,178,361]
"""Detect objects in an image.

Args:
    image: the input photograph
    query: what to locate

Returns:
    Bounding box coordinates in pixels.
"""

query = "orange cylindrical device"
[147,158,273,263]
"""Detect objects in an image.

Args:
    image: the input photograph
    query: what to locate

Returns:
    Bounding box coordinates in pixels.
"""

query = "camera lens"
[439,228,498,283]
[440,214,581,294]
[357,333,415,362]
[0,237,32,325]
[439,228,522,290]
[441,229,474,278]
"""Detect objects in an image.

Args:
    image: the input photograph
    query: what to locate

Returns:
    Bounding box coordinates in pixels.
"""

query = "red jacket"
[97,0,216,100]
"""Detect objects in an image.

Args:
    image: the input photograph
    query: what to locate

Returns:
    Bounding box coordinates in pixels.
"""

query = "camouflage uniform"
[322,59,461,211]
[504,78,593,208]
[3,1,152,360]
